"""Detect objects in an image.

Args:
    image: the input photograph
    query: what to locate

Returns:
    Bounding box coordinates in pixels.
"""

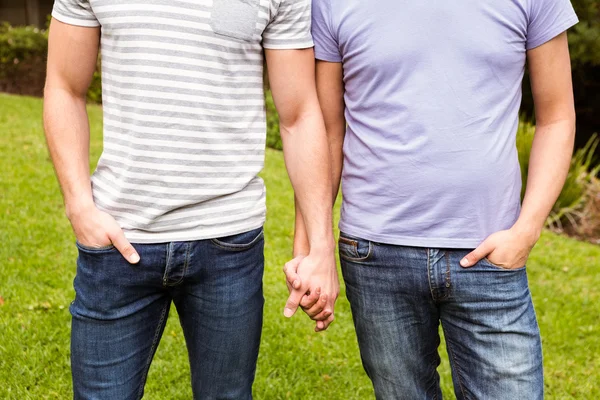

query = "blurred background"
[0,1,598,399]
[1,0,599,242]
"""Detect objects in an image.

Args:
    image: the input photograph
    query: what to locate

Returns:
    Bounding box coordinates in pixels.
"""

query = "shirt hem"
[338,223,484,249]
[315,50,342,63]
[51,11,100,27]
[262,41,314,50]
[123,220,265,244]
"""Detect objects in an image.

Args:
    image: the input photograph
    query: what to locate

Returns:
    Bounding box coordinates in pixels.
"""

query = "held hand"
[460,225,540,270]
[283,255,330,328]
[283,250,339,332]
[69,205,140,264]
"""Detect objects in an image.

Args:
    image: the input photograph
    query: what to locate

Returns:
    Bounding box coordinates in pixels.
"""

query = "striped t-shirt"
[52,0,313,243]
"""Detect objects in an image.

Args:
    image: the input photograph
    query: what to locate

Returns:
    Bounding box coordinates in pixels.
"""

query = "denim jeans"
[339,232,543,400]
[70,227,265,400]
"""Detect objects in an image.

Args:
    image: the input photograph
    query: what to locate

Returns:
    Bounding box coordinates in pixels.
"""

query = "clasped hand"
[283,251,339,332]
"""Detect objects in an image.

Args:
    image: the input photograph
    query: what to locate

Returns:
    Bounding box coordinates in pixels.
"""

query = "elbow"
[44,74,89,102]
[279,108,323,139]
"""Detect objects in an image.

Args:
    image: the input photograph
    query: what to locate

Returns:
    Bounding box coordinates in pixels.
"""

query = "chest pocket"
[211,0,260,42]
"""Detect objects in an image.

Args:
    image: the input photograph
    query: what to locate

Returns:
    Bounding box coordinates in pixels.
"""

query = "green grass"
[1,93,599,399]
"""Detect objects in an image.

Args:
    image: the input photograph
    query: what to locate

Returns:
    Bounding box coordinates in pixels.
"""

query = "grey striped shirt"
[52,0,313,243]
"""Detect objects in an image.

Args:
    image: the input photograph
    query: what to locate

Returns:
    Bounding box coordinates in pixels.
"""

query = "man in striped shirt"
[43,0,339,398]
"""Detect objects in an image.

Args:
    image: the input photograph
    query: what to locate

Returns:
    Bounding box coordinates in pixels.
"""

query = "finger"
[460,239,494,268]
[283,259,302,290]
[305,293,328,319]
[315,314,335,332]
[310,303,332,321]
[283,289,305,318]
[300,287,321,310]
[315,320,325,332]
[109,229,140,264]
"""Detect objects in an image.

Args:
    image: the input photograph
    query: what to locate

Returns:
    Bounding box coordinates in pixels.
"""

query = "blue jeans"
[70,227,265,400]
[339,232,543,400]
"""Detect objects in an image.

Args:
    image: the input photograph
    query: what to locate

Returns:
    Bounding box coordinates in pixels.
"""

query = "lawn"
[0,93,599,399]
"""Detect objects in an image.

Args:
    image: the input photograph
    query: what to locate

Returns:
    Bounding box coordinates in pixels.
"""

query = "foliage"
[551,134,600,224]
[569,0,600,67]
[1,93,600,399]
[265,90,282,150]
[517,121,600,231]
[516,121,536,199]
[0,21,101,101]
[0,22,48,67]
[86,58,102,104]
[0,23,48,96]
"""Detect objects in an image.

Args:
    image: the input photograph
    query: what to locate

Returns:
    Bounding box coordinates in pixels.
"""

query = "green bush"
[0,23,48,97]
[569,0,600,68]
[0,22,48,67]
[265,90,282,150]
[0,21,101,102]
[86,58,102,104]
[517,121,600,228]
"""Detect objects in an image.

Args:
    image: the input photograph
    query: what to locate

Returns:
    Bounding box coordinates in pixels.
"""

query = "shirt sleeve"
[526,0,578,50]
[311,0,341,62]
[52,0,100,27]
[262,0,314,50]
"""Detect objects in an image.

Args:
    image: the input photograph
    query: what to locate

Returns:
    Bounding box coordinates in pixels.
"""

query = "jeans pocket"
[211,227,264,251]
[481,257,526,271]
[338,232,373,262]
[76,241,116,252]
[210,0,260,41]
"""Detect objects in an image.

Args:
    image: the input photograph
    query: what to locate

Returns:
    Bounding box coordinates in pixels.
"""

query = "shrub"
[549,133,600,230]
[0,23,48,97]
[0,21,101,103]
[517,121,600,232]
[568,177,600,243]
[265,90,282,150]
[86,58,102,104]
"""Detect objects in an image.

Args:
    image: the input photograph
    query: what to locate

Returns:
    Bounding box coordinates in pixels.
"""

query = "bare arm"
[462,32,576,268]
[265,48,338,331]
[293,61,346,257]
[44,18,139,263]
[519,32,576,235]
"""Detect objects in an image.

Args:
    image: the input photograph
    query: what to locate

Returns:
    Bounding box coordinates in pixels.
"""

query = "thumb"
[283,289,304,318]
[283,257,302,290]
[460,239,494,268]
[110,229,140,264]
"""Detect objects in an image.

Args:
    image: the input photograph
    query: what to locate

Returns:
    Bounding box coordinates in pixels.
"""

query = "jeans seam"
[162,243,173,287]
[165,242,191,287]
[445,337,470,400]
[439,252,451,300]
[426,249,436,301]
[136,300,169,400]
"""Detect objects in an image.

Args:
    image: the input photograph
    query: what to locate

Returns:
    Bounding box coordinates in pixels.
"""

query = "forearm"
[293,123,344,256]
[293,60,346,257]
[516,119,576,237]
[282,112,335,253]
[43,87,94,217]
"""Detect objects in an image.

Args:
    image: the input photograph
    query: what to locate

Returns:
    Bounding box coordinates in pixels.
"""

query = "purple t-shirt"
[312,0,578,248]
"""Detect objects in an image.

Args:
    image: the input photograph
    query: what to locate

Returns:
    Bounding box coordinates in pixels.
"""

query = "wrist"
[307,237,336,258]
[293,241,310,258]
[65,198,96,221]
[512,219,542,245]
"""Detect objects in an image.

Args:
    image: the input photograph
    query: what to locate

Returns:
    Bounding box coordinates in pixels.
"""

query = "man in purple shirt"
[285,0,578,398]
